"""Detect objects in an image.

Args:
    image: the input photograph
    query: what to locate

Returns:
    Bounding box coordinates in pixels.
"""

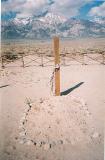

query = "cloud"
[2,0,26,14]
[50,0,92,18]
[16,0,51,18]
[89,2,105,17]
[2,0,92,19]
[2,0,51,18]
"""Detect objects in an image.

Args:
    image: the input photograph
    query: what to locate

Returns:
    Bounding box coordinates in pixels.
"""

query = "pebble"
[19,131,26,137]
[50,141,56,147]
[21,117,26,122]
[92,132,99,138]
[70,140,75,145]
[58,140,63,145]
[44,144,50,150]
[23,112,27,117]
[26,140,32,145]
[36,142,42,147]
[62,140,68,145]
[19,139,26,144]
[81,100,86,106]
[19,124,24,129]
[24,108,29,113]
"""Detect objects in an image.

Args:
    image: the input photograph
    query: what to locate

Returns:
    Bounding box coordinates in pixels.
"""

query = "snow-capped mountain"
[39,12,67,25]
[13,17,33,26]
[1,13,105,39]
[59,18,105,38]
[93,17,105,25]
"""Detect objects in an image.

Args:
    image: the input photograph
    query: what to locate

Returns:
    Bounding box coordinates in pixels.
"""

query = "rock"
[36,142,42,147]
[19,131,26,137]
[12,145,16,150]
[80,99,86,106]
[19,126,25,132]
[92,132,99,139]
[40,98,44,103]
[26,140,32,145]
[21,114,26,121]
[15,137,18,140]
[23,112,27,117]
[24,108,29,113]
[58,140,63,145]
[30,140,37,146]
[62,140,68,145]
[70,140,75,145]
[50,141,56,147]
[19,138,26,144]
[44,144,50,150]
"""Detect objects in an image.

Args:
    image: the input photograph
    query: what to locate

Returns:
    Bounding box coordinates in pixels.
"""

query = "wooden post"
[82,53,84,65]
[41,54,44,67]
[54,37,60,96]
[21,55,25,67]
[1,56,5,68]
[63,55,66,66]
[102,53,105,65]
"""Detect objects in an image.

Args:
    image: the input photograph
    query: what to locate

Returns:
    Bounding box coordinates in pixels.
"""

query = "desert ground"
[0,38,105,160]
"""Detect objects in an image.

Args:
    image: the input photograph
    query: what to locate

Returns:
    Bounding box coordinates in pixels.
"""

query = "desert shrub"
[18,52,25,55]
[4,52,18,61]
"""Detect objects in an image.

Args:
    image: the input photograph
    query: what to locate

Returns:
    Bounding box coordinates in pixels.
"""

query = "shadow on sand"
[0,85,9,89]
[61,82,84,96]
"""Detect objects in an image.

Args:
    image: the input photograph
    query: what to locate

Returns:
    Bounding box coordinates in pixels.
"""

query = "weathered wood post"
[1,56,5,68]
[62,55,66,66]
[102,53,105,65]
[54,37,60,96]
[41,54,44,67]
[21,55,25,68]
[82,53,85,65]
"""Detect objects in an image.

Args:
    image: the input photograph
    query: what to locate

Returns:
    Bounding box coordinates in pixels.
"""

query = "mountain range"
[1,13,105,39]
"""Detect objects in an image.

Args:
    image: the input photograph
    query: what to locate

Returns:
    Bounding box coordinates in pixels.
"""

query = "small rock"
[92,132,99,138]
[62,140,68,145]
[5,151,10,155]
[21,116,26,121]
[36,142,42,147]
[70,140,75,145]
[23,112,27,117]
[80,99,86,106]
[31,140,37,146]
[33,142,37,146]
[51,141,56,147]
[15,137,18,140]
[12,145,16,150]
[44,144,50,150]
[40,141,46,145]
[58,140,63,145]
[19,139,26,144]
[26,140,32,145]
[24,108,29,113]
[40,98,44,103]
[19,124,23,129]
[19,131,26,137]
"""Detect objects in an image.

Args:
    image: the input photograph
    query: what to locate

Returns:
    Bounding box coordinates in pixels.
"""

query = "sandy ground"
[0,53,105,160]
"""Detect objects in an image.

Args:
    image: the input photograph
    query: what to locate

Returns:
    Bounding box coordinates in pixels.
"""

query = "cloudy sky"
[1,0,105,20]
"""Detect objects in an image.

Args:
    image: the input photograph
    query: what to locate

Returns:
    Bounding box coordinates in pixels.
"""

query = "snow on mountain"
[69,24,85,36]
[59,18,105,38]
[13,17,32,26]
[39,12,67,25]
[93,17,105,25]
[1,14,105,39]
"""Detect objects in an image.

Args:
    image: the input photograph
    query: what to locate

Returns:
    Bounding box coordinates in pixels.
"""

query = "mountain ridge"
[1,13,105,39]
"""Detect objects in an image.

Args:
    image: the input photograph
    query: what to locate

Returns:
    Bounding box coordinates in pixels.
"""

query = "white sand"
[0,49,105,160]
[21,96,100,146]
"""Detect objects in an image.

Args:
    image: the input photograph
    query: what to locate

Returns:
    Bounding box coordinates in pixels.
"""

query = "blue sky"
[76,1,104,19]
[1,0,105,21]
